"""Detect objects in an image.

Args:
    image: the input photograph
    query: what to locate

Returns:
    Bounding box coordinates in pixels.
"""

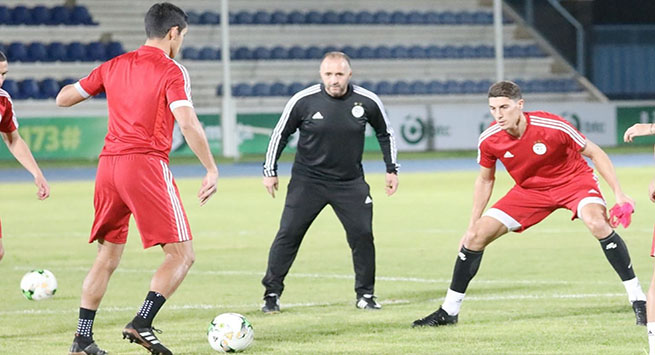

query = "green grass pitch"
[0,166,653,354]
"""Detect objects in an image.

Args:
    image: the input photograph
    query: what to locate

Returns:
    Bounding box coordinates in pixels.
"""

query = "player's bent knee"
[584,215,612,238]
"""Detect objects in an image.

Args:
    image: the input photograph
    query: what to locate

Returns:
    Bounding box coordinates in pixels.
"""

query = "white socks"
[623,277,647,302]
[441,289,465,316]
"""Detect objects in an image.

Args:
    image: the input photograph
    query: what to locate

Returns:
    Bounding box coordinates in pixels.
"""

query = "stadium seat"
[182,47,199,60]
[392,81,411,95]
[0,6,10,25]
[340,45,357,58]
[456,11,475,25]
[235,11,253,24]
[442,45,458,58]
[47,42,67,61]
[339,11,357,24]
[476,80,493,93]
[270,82,287,96]
[270,46,288,60]
[406,11,425,24]
[305,46,323,59]
[67,42,87,62]
[409,80,428,95]
[270,11,287,24]
[425,45,443,59]
[439,11,456,25]
[287,82,306,95]
[27,42,48,62]
[287,11,305,24]
[31,6,51,25]
[423,11,440,24]
[444,80,462,94]
[252,82,271,96]
[19,79,40,99]
[461,80,477,93]
[473,11,493,25]
[50,6,71,25]
[233,83,252,96]
[40,78,59,99]
[306,11,322,24]
[526,45,546,57]
[322,11,339,24]
[7,42,28,62]
[186,10,200,25]
[200,11,219,25]
[374,46,392,59]
[357,81,374,91]
[375,81,393,95]
[356,11,374,24]
[199,47,219,60]
[288,46,305,59]
[373,11,391,24]
[2,79,18,97]
[253,10,272,24]
[390,11,407,24]
[11,6,32,25]
[59,78,77,87]
[391,45,409,58]
[408,45,427,59]
[427,80,446,94]
[458,45,476,58]
[474,45,493,58]
[233,47,252,60]
[106,42,124,59]
[357,46,375,59]
[71,6,94,25]
[87,42,106,61]
[253,46,271,60]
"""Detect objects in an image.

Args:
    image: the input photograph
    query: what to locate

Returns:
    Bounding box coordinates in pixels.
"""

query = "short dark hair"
[0,51,6,62]
[144,2,188,39]
[322,51,351,68]
[488,80,522,100]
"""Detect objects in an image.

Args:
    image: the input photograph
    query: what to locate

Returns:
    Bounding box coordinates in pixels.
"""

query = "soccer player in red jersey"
[0,51,50,262]
[56,3,218,355]
[623,122,655,355]
[413,80,647,327]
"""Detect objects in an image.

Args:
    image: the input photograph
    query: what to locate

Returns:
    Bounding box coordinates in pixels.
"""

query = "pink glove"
[608,203,634,228]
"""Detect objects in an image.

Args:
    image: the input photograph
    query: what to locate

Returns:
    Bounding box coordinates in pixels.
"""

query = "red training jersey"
[0,88,18,133]
[477,111,592,189]
[75,45,192,160]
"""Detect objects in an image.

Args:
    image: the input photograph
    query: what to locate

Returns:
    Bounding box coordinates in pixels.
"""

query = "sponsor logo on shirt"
[503,151,514,158]
[532,141,547,155]
[351,103,365,118]
[312,112,324,119]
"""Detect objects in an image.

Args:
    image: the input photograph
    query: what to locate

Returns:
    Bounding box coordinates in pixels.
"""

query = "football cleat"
[356,294,382,310]
[412,307,458,327]
[69,339,108,355]
[261,293,280,313]
[633,300,647,326]
[122,322,172,355]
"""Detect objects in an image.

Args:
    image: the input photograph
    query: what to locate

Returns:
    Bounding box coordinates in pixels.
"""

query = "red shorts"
[90,154,192,248]
[484,174,605,233]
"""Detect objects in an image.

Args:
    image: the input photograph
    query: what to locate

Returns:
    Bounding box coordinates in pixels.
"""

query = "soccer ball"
[20,269,57,301]
[207,313,254,352]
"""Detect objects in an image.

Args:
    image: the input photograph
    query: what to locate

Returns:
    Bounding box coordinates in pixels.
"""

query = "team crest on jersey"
[351,103,365,118]
[532,141,547,155]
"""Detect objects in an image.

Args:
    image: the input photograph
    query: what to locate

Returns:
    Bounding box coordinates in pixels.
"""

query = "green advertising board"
[616,106,655,145]
[1,113,383,160]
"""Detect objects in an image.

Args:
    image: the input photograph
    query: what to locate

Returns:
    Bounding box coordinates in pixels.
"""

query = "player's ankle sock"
[622,277,647,302]
[599,231,636,281]
[442,288,465,316]
[132,291,166,329]
[648,323,655,354]
[75,307,96,346]
[449,246,484,294]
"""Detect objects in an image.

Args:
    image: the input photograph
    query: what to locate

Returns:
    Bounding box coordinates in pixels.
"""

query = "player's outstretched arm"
[460,166,496,247]
[172,105,218,206]
[1,130,49,200]
[55,84,86,107]
[581,139,634,206]
[624,123,655,142]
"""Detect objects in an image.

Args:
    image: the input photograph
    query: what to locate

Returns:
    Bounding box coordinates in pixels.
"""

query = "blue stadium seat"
[87,42,106,61]
[2,79,18,97]
[50,6,71,25]
[356,11,374,24]
[442,45,458,58]
[339,11,356,24]
[186,10,200,25]
[408,45,427,59]
[390,11,407,24]
[526,44,545,57]
[27,42,48,62]
[392,81,411,95]
[456,11,475,25]
[7,42,28,62]
[233,47,252,60]
[390,45,409,58]
[357,46,375,59]
[423,11,440,24]
[357,81,374,91]
[253,10,271,24]
[461,80,477,93]
[287,11,305,24]
[474,45,493,58]
[0,6,9,25]
[564,79,580,92]
[270,46,288,60]
[323,45,338,54]
[287,82,305,95]
[12,6,32,25]
[373,11,391,24]
[458,45,476,58]
[67,42,87,62]
[427,80,445,94]
[444,80,462,94]
[425,45,443,59]
[47,42,67,61]
[375,81,393,95]
[270,82,286,96]
[409,80,428,95]
[270,11,287,24]
[185,47,202,60]
[253,46,271,60]
[252,82,271,96]
[439,11,456,25]
[476,80,493,93]
[59,78,77,87]
[505,45,526,58]
[374,46,392,59]
[40,78,59,99]
[288,46,305,59]
[71,6,94,25]
[406,11,425,24]
[31,6,51,25]
[305,46,323,59]
[200,11,220,25]
[19,79,40,99]
[216,84,223,96]
[306,11,322,24]
[198,47,217,60]
[473,11,493,25]
[322,11,339,24]
[106,42,124,59]
[235,11,253,24]
[233,83,252,96]
[340,45,357,58]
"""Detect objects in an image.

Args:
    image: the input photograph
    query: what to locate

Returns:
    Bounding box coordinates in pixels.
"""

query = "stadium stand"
[2,0,598,110]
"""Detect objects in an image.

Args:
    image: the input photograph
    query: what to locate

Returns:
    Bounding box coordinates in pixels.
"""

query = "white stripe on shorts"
[577,196,606,220]
[483,208,522,232]
[160,161,189,242]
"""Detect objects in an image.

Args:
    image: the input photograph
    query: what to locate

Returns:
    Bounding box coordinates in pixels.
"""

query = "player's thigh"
[91,156,131,244]
[329,178,372,236]
[486,186,555,232]
[554,175,606,220]
[116,155,192,248]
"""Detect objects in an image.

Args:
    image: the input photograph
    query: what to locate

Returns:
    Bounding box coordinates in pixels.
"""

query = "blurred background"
[1,0,654,163]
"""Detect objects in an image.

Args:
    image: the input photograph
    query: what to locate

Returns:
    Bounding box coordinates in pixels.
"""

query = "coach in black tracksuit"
[260,52,399,313]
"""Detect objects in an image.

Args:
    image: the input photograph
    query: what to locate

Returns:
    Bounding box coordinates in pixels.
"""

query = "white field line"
[12,266,617,285]
[0,293,626,317]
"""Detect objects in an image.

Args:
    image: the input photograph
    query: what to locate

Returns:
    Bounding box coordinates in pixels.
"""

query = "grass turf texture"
[0,168,652,354]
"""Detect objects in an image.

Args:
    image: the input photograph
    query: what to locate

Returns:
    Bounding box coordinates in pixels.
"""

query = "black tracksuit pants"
[262,175,375,298]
